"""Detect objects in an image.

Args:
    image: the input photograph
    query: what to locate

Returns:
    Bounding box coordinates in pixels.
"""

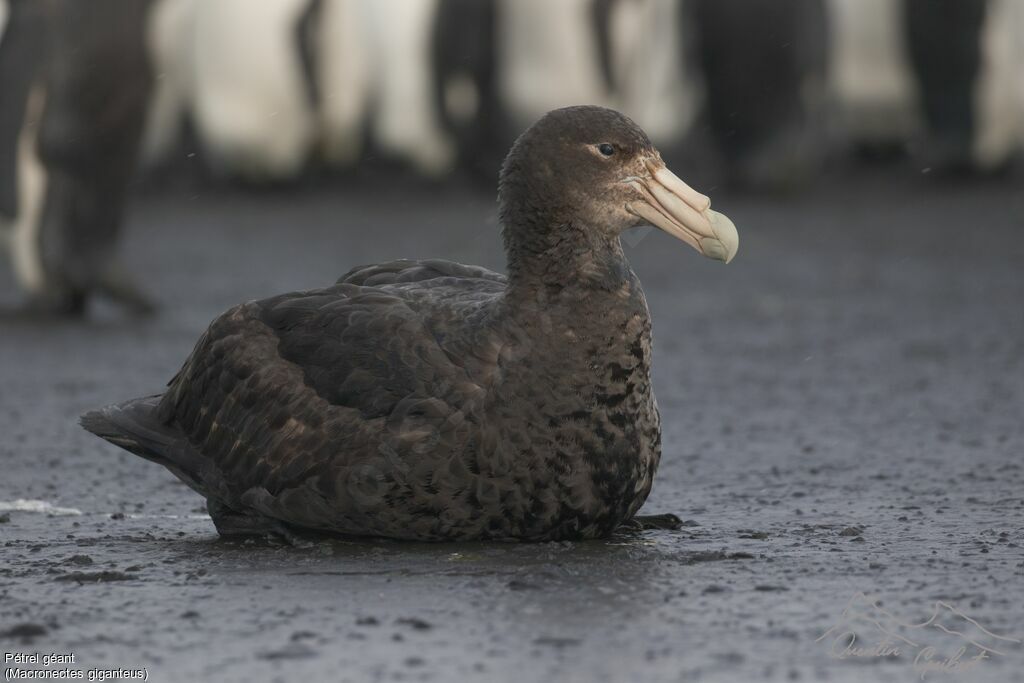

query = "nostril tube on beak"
[647,181,713,236]
[648,161,710,212]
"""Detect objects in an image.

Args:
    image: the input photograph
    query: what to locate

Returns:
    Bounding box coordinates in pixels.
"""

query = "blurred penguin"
[828,0,1023,172]
[362,0,455,176]
[440,0,694,183]
[971,0,1024,170]
[189,0,317,181]
[597,0,699,151]
[497,0,612,132]
[904,0,988,173]
[688,0,829,191]
[827,0,916,157]
[430,0,505,182]
[0,0,155,316]
[317,0,370,167]
[140,0,198,170]
[144,0,702,182]
[430,0,595,183]
[905,0,1024,174]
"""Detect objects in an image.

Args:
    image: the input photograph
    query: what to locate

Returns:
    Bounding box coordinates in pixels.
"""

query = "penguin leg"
[8,83,49,305]
[689,0,828,190]
[0,291,85,321]
[94,265,158,317]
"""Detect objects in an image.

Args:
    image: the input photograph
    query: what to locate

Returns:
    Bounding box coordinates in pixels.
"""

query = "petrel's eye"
[597,143,615,157]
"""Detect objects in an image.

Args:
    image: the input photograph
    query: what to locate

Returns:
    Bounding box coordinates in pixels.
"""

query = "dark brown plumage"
[82,106,737,541]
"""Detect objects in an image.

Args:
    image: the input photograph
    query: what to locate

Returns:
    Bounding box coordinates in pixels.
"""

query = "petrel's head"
[499,105,738,264]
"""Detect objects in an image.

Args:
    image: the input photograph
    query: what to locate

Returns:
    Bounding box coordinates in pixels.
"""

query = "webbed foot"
[628,513,684,531]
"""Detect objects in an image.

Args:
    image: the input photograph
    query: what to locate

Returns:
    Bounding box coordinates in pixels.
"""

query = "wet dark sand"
[1,172,1022,682]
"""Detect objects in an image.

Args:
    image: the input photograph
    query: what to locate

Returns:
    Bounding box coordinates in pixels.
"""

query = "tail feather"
[80,395,207,495]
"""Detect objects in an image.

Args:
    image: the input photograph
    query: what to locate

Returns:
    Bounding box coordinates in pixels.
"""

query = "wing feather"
[154,262,503,534]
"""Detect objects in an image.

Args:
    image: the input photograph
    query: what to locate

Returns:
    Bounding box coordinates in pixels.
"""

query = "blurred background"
[0,0,1022,315]
[1,0,1023,315]
[128,0,1024,183]
[2,3,1024,681]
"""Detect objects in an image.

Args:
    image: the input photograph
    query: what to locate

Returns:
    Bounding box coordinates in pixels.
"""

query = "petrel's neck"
[502,216,632,298]
[492,214,649,385]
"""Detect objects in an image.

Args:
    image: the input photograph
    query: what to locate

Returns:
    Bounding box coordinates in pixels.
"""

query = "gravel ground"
[1,172,1022,682]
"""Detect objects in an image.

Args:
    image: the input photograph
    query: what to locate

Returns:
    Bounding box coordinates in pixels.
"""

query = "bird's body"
[83,106,737,541]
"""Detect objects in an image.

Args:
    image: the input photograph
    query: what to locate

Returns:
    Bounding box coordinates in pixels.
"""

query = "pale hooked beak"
[624,160,739,263]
